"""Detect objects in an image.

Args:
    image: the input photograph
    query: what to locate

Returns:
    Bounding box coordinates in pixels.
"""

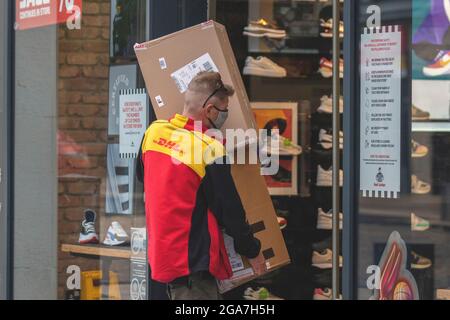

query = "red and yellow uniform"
[138,114,261,284]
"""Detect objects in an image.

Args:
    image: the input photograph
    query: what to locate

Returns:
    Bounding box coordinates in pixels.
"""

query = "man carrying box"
[137,71,266,300]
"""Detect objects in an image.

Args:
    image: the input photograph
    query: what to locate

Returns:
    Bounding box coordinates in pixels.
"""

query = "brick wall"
[57,0,131,300]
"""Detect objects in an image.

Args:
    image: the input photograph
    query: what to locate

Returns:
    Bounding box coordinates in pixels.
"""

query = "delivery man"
[137,71,266,300]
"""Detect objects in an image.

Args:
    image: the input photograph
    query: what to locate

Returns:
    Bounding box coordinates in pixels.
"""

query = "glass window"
[354,0,450,300]
[214,0,343,300]
[13,0,148,300]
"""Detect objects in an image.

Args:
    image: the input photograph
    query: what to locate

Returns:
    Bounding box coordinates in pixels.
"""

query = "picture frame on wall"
[252,102,299,196]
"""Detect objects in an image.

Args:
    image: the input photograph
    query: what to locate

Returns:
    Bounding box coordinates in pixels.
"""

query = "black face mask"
[202,84,229,129]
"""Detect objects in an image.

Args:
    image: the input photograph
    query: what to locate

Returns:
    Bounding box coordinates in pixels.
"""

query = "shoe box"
[135,20,290,293]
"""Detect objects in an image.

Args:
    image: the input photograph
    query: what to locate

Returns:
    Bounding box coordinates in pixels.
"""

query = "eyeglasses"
[201,82,228,112]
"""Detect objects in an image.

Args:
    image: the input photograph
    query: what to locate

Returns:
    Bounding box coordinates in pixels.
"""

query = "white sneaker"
[312,249,343,269]
[317,95,344,114]
[243,19,287,39]
[319,129,343,150]
[243,287,284,300]
[103,221,129,246]
[411,175,431,194]
[243,56,287,78]
[261,132,302,156]
[316,165,343,187]
[411,213,430,231]
[411,140,428,158]
[317,208,343,230]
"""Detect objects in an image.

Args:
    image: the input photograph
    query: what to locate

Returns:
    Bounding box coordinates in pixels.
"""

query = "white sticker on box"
[159,58,167,70]
[223,233,245,272]
[155,95,164,108]
[170,53,219,93]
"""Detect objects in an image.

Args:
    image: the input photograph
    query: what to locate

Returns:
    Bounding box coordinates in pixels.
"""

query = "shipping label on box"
[217,232,255,294]
[171,53,219,93]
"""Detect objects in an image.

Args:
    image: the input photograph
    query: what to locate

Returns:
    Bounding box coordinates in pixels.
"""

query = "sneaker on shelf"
[317,95,344,114]
[316,165,343,187]
[78,209,99,245]
[261,132,302,156]
[422,50,450,77]
[320,19,344,32]
[411,251,432,269]
[312,249,343,269]
[103,221,129,246]
[412,139,428,158]
[277,216,287,230]
[243,287,284,300]
[318,57,344,78]
[412,105,430,121]
[313,288,342,300]
[319,129,343,150]
[411,174,431,194]
[320,19,344,38]
[317,208,343,230]
[411,213,430,231]
[243,56,287,78]
[243,19,286,39]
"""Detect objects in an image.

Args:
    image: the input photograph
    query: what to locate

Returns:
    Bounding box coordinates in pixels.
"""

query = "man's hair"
[187,71,235,100]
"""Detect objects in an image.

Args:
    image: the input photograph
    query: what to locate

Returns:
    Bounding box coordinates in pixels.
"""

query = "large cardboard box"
[135,20,290,293]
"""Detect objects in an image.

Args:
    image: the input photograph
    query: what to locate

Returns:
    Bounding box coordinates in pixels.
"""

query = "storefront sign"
[360,25,402,198]
[119,89,148,158]
[15,0,82,31]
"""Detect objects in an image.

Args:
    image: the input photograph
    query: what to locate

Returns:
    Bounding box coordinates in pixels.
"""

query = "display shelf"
[412,121,450,132]
[61,243,131,259]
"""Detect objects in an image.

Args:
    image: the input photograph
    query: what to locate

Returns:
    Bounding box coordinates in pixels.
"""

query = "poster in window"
[252,102,299,196]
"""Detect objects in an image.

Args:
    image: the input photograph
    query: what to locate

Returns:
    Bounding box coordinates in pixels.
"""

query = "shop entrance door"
[343,0,450,300]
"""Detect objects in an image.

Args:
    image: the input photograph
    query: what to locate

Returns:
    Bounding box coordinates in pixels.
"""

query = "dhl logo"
[153,138,182,153]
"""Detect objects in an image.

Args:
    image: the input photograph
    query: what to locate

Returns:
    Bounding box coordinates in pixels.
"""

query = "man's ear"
[205,103,214,116]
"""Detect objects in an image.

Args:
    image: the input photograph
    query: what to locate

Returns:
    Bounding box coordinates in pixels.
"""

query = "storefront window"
[13,0,148,300]
[354,0,450,300]
[9,0,346,300]
[214,0,343,300]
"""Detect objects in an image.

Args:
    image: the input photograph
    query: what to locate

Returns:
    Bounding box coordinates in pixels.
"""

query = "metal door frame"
[0,0,14,300]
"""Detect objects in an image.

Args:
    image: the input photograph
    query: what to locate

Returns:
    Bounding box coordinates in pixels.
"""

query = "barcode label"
[159,58,167,70]
[172,76,185,92]
[223,232,245,273]
[170,53,219,93]
[203,61,213,72]
[155,95,164,108]
[231,262,243,270]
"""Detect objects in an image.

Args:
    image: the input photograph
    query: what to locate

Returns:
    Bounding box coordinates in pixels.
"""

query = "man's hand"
[248,252,267,276]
